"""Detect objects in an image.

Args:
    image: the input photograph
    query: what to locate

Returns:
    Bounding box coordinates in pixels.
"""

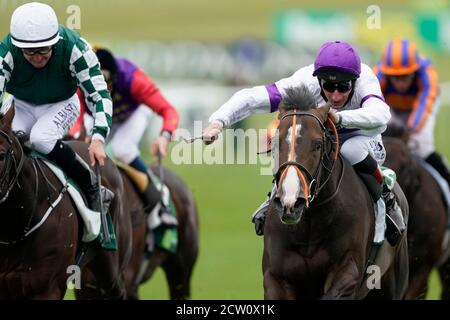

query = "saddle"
[29,151,115,245]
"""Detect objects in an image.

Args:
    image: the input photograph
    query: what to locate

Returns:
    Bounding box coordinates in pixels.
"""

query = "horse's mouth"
[275,197,306,225]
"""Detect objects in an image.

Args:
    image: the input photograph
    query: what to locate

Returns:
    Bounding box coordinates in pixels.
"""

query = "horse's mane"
[280,85,317,112]
[14,130,33,155]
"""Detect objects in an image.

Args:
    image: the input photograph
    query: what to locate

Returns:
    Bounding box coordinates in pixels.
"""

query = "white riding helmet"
[10,2,60,48]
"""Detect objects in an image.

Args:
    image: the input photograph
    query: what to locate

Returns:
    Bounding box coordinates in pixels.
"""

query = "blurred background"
[1,0,449,299]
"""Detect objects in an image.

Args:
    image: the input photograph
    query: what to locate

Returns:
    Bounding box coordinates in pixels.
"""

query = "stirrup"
[159,205,178,227]
[252,200,269,236]
[385,198,405,246]
[100,186,114,213]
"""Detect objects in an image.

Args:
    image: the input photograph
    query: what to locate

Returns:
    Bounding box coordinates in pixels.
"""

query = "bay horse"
[0,104,133,299]
[263,85,409,299]
[120,164,199,300]
[66,116,199,299]
[383,122,450,300]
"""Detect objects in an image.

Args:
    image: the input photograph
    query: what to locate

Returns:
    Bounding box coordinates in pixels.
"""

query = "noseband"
[0,129,24,204]
[274,110,339,208]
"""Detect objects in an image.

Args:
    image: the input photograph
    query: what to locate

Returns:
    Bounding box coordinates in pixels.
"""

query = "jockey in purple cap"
[203,40,405,244]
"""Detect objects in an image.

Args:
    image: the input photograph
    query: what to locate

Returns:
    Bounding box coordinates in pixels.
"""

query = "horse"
[0,104,133,299]
[116,162,199,300]
[383,121,450,300]
[262,85,409,299]
[66,116,199,300]
[120,163,199,300]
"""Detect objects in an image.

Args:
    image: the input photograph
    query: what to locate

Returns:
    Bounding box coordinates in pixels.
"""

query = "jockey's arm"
[209,66,316,128]
[129,68,179,136]
[70,37,112,144]
[338,97,391,130]
[337,70,391,130]
[0,42,13,112]
[204,67,312,143]
[407,65,439,133]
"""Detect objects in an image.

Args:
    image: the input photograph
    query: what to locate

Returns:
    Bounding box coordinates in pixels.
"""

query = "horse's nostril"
[294,198,306,209]
[274,197,282,209]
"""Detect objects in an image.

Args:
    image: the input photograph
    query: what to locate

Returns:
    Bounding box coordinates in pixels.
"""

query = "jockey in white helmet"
[0,2,113,218]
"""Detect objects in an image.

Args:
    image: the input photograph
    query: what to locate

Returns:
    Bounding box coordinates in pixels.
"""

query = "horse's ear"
[0,101,15,128]
[317,103,331,122]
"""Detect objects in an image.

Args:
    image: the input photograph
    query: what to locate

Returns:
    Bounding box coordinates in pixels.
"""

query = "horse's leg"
[404,265,432,300]
[439,256,450,300]
[263,270,296,299]
[320,252,360,300]
[142,249,170,282]
[30,281,64,300]
[161,252,195,300]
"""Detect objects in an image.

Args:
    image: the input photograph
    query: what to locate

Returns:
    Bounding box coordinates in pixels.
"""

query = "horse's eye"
[314,142,322,151]
[0,153,5,161]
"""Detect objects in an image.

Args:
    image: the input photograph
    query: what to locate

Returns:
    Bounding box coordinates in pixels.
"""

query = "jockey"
[73,47,179,226]
[0,3,113,215]
[203,40,405,244]
[374,38,450,190]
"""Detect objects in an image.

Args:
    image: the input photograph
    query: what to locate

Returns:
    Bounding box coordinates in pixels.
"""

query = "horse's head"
[273,85,338,225]
[383,136,419,194]
[0,103,24,203]
[383,114,410,144]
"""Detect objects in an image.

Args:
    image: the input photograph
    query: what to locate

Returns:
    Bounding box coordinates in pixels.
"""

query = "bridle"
[0,129,24,204]
[274,110,340,208]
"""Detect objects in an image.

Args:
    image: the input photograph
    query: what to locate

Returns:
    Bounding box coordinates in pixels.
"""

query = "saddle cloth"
[35,157,101,242]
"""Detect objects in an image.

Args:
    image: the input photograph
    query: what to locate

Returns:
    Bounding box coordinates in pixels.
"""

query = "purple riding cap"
[313,41,361,81]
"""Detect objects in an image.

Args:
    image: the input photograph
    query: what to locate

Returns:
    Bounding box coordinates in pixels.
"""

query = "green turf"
[63,107,450,300]
[2,0,449,300]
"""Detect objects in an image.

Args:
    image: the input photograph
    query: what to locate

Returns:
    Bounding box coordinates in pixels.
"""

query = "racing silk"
[374,58,439,132]
[78,58,178,134]
[209,63,391,141]
[0,25,112,142]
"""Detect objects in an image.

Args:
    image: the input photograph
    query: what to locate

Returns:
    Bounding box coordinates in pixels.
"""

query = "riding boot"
[129,157,178,227]
[425,151,450,191]
[251,183,276,236]
[353,155,405,246]
[46,140,114,213]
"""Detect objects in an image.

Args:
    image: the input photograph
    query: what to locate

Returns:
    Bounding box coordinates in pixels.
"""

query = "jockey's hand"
[328,108,341,126]
[151,135,170,157]
[202,121,223,145]
[84,136,92,144]
[88,139,106,167]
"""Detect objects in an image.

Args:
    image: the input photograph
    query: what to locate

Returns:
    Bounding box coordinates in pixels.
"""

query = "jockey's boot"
[46,140,114,213]
[251,184,276,236]
[353,155,405,246]
[425,151,450,191]
[129,157,178,227]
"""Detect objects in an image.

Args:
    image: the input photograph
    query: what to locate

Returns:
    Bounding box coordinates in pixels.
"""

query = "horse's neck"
[293,158,345,241]
[0,157,37,242]
[313,155,344,208]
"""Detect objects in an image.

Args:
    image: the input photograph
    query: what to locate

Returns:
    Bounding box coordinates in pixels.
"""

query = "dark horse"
[69,120,199,299]
[383,121,450,299]
[0,105,133,299]
[120,164,199,300]
[263,86,409,299]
